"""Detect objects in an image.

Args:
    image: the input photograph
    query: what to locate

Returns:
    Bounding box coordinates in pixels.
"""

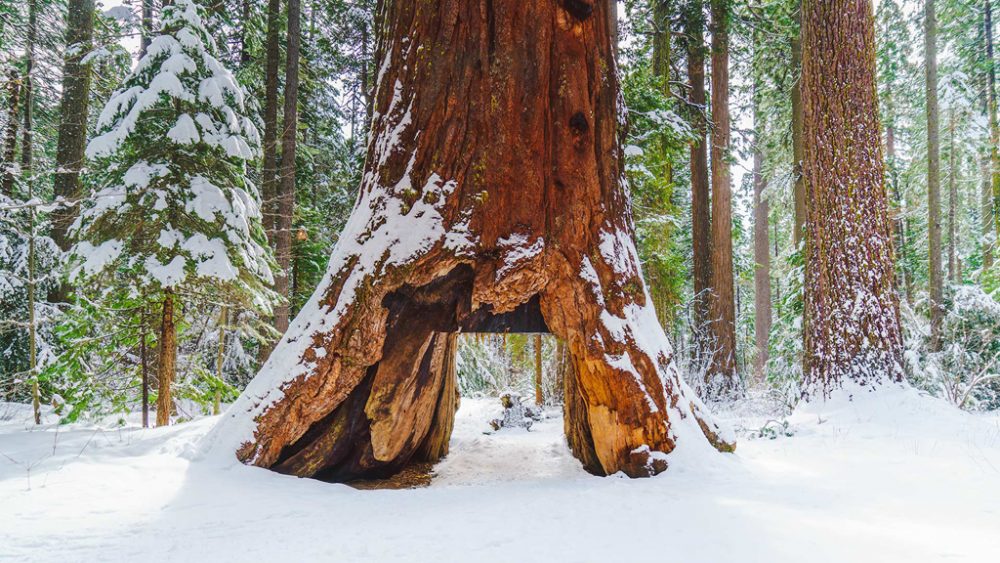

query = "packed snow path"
[2,389,999,562]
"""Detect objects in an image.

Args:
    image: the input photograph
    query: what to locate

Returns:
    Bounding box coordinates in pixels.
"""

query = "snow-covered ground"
[2,387,999,562]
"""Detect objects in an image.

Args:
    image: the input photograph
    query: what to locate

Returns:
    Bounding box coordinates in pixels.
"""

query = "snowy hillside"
[3,389,999,562]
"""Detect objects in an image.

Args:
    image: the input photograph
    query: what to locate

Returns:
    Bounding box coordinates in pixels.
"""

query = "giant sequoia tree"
[801,0,904,395]
[209,0,733,481]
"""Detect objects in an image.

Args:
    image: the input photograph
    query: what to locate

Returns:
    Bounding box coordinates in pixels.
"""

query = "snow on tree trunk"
[209,0,734,481]
[800,0,904,396]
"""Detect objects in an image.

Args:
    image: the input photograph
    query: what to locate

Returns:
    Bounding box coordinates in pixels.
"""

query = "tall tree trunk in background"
[709,0,737,391]
[791,5,807,250]
[259,0,282,357]
[262,0,281,246]
[649,0,674,326]
[987,0,999,270]
[141,0,153,57]
[752,146,771,382]
[240,0,252,65]
[20,0,37,176]
[1,70,19,197]
[948,107,958,283]
[156,290,176,427]
[752,84,770,383]
[686,0,712,354]
[534,333,543,406]
[274,0,300,334]
[52,0,95,260]
[215,0,733,482]
[141,307,149,428]
[926,0,943,351]
[801,0,904,396]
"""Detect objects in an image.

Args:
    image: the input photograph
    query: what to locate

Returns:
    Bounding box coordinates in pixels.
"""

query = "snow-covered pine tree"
[70,0,275,426]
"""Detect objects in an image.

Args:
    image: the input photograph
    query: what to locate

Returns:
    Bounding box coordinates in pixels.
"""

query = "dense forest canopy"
[0,0,998,431]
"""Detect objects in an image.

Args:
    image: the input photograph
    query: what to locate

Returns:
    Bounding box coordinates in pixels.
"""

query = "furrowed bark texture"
[219,0,732,482]
[685,0,712,340]
[274,0,301,334]
[708,0,737,388]
[800,0,904,395]
[156,291,176,427]
[52,0,95,254]
[926,0,944,350]
[752,131,770,382]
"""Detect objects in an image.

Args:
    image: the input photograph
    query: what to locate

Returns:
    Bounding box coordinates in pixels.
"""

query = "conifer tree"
[70,0,275,426]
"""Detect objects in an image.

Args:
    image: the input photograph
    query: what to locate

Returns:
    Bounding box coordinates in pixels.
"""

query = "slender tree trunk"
[791,5,807,250]
[986,0,999,267]
[240,0,252,65]
[262,0,282,248]
[20,0,36,176]
[948,106,958,283]
[215,306,226,416]
[534,333,543,406]
[28,183,39,424]
[708,0,737,391]
[274,0,301,334]
[801,0,904,396]
[156,290,176,427]
[52,0,95,259]
[141,307,149,428]
[752,108,770,382]
[141,0,153,57]
[926,0,944,351]
[1,70,19,197]
[685,0,712,346]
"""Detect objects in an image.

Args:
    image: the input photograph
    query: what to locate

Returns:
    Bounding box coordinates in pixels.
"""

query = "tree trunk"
[685,0,712,343]
[752,110,770,382]
[926,0,943,351]
[801,0,904,396]
[886,115,910,302]
[156,291,176,427]
[52,0,95,257]
[261,0,282,253]
[1,69,19,197]
[141,0,153,57]
[141,307,149,428]
[209,0,733,482]
[708,0,737,391]
[534,333,543,405]
[215,306,227,416]
[791,5,807,250]
[948,106,958,284]
[20,0,36,176]
[274,0,301,334]
[986,0,999,269]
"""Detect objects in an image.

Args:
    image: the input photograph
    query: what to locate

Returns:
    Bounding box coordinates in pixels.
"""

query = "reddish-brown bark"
[686,0,712,340]
[800,0,904,395]
[708,0,737,389]
[216,0,733,482]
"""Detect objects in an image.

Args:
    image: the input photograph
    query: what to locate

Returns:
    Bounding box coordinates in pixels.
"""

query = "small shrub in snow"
[904,286,1000,410]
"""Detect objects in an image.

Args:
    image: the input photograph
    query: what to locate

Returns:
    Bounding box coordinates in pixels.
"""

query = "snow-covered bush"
[0,194,61,404]
[904,286,1000,410]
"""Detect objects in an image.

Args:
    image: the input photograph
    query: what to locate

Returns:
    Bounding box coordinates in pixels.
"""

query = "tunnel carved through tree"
[210,0,734,482]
